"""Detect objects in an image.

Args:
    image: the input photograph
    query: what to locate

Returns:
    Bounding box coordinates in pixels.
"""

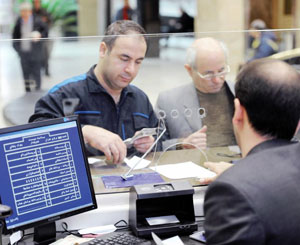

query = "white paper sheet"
[162,236,185,245]
[50,234,93,244]
[124,156,151,170]
[228,145,241,153]
[88,157,103,164]
[146,215,180,226]
[79,224,116,235]
[151,161,216,179]
[152,232,184,245]
[10,231,22,245]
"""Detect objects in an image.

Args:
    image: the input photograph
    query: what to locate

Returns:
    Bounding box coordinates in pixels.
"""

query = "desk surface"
[3,225,205,244]
[2,148,239,244]
[90,147,241,194]
[3,233,205,245]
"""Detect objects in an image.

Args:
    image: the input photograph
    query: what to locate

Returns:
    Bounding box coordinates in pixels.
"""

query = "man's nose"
[125,61,135,74]
[211,75,223,84]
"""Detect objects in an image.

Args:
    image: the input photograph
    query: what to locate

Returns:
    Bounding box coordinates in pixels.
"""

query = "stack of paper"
[150,161,216,179]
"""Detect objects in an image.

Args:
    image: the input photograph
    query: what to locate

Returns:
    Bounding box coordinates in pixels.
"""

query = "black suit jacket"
[204,139,300,245]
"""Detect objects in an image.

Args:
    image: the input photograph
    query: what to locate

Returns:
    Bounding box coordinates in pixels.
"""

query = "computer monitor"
[0,116,97,244]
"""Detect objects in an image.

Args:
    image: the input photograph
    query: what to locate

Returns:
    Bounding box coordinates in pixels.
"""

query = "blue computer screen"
[0,120,95,230]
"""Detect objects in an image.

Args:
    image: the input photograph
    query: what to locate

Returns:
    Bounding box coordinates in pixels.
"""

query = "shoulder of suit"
[216,143,298,184]
[158,83,194,97]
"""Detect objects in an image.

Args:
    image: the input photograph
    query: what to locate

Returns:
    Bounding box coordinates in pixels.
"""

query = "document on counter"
[150,161,216,179]
[50,234,93,244]
[88,157,104,165]
[124,156,151,170]
[228,145,241,153]
[152,232,184,245]
[102,172,164,188]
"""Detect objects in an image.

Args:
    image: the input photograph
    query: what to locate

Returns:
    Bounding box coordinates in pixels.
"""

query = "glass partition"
[1,29,299,193]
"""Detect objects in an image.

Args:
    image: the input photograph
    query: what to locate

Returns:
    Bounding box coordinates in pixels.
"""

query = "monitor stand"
[0,221,3,245]
[33,222,56,245]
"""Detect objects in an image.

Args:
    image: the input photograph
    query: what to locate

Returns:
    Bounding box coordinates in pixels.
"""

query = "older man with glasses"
[156,37,236,150]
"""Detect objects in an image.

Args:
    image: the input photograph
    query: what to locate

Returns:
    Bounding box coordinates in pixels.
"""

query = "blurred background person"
[177,7,194,32]
[33,0,52,76]
[12,2,48,92]
[115,0,136,21]
[248,19,278,62]
[169,6,194,33]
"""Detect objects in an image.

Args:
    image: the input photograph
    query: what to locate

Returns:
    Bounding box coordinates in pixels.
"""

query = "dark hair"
[235,59,300,140]
[102,20,147,51]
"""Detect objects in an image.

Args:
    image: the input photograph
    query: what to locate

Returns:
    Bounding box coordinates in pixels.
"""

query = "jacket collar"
[86,65,134,97]
[247,138,297,156]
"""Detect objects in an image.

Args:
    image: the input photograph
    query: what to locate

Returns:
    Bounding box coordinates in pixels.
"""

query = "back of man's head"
[235,59,300,140]
[102,20,147,51]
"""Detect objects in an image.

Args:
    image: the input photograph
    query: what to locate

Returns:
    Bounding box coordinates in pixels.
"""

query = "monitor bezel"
[0,116,97,234]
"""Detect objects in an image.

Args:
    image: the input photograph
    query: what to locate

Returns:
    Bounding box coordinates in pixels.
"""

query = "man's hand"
[82,125,126,164]
[182,125,207,149]
[205,161,233,175]
[198,161,233,185]
[133,135,155,153]
[31,31,42,42]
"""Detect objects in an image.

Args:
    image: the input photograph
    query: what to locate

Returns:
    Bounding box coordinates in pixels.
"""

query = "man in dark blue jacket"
[29,20,158,163]
[248,19,278,62]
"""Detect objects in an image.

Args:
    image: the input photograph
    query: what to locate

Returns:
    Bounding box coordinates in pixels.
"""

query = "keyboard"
[80,232,151,245]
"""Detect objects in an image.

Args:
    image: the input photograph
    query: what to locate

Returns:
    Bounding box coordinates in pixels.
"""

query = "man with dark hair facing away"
[203,59,300,244]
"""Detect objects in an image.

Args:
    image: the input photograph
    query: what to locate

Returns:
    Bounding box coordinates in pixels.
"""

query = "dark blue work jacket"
[29,66,159,156]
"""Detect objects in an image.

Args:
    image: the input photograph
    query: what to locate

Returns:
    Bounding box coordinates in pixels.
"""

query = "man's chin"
[121,80,131,87]
[119,78,132,86]
[208,87,222,93]
[115,81,130,90]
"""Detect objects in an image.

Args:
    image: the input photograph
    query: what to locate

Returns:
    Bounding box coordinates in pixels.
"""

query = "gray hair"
[186,39,229,69]
[19,2,33,11]
[102,20,147,51]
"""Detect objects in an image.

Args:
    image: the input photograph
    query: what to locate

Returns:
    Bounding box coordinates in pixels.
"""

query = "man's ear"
[232,98,244,126]
[99,42,108,57]
[184,64,193,77]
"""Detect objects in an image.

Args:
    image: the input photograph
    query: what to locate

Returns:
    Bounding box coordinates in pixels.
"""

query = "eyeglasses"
[196,65,230,80]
